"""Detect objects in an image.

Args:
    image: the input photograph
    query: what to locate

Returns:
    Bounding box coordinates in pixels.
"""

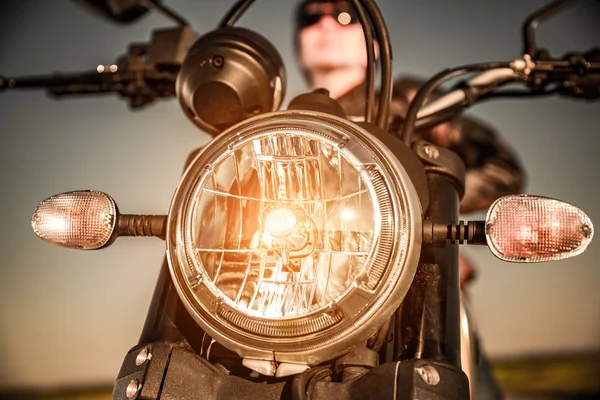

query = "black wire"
[478,87,559,101]
[290,365,332,400]
[412,88,557,130]
[412,90,551,130]
[361,0,393,130]
[522,0,577,56]
[216,0,386,129]
[139,0,189,26]
[414,103,464,131]
[219,0,256,28]
[351,0,376,124]
[215,0,389,130]
[400,62,511,145]
[392,85,558,135]
[306,368,333,399]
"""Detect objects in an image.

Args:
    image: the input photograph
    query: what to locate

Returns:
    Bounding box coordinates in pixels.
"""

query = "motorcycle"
[2,0,598,398]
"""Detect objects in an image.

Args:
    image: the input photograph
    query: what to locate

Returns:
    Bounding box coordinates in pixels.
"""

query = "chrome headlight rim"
[166,110,422,365]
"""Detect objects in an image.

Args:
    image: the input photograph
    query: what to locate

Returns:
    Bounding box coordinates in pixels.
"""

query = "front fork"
[396,173,461,365]
[392,141,471,397]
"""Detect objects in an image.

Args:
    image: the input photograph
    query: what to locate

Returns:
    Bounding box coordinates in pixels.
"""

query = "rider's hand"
[428,120,461,148]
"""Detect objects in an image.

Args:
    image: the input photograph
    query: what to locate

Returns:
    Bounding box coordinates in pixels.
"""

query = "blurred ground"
[495,353,600,399]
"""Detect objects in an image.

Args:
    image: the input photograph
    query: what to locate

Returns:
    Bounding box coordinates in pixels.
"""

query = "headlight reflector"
[192,132,378,319]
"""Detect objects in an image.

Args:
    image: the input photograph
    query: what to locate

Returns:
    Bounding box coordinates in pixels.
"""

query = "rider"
[294,0,525,286]
[294,0,524,214]
[294,0,524,398]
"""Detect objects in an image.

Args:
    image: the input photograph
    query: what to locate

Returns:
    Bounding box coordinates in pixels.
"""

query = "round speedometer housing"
[166,110,422,365]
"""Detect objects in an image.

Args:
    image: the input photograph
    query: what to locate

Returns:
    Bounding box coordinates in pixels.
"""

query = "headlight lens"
[167,110,422,365]
[193,133,377,319]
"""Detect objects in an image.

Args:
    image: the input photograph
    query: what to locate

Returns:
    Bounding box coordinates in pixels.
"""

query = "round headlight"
[167,110,422,366]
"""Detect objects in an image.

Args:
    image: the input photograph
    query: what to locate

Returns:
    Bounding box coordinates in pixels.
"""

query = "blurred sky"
[0,0,599,391]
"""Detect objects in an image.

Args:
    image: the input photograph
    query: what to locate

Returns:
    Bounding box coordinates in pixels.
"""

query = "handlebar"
[403,48,600,139]
[417,68,520,120]
[0,66,179,108]
[0,70,110,89]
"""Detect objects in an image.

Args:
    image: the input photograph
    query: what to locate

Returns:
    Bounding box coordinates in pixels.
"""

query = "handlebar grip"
[0,75,10,91]
[47,84,121,96]
[0,71,109,91]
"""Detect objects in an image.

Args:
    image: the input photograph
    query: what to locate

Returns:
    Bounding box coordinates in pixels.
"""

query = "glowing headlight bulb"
[265,207,297,238]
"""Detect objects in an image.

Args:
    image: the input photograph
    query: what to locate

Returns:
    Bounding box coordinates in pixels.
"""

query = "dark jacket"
[335,77,526,213]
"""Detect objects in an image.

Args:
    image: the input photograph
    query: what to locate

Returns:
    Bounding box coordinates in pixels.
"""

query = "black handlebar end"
[0,76,8,91]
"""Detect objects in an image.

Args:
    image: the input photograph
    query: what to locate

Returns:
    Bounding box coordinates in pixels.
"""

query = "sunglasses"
[298,3,360,29]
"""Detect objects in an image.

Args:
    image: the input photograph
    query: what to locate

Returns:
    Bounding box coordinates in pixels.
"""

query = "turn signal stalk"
[32,190,167,250]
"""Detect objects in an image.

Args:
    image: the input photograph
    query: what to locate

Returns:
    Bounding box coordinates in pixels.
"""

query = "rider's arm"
[442,115,526,213]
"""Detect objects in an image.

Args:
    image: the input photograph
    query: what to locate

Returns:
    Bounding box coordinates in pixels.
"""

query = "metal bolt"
[249,106,262,115]
[135,348,151,366]
[126,379,140,399]
[416,365,440,386]
[212,55,224,68]
[582,224,592,238]
[422,144,439,159]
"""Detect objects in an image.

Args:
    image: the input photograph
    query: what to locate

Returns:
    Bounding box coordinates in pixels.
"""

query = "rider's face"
[297,1,368,73]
